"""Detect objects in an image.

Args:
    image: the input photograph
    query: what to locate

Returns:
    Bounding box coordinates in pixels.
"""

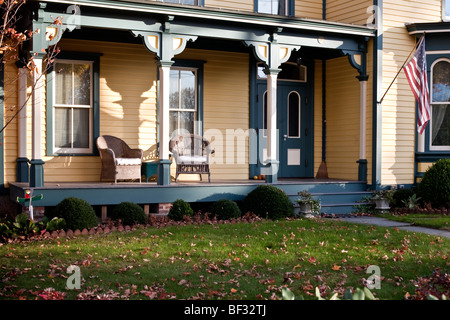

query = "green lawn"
[0,217,448,300]
[380,213,450,231]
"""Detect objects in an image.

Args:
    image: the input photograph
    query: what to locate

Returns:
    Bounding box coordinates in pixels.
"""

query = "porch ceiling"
[32,0,375,54]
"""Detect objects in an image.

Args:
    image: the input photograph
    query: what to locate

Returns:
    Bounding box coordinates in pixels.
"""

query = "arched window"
[430,58,450,150]
[287,91,301,138]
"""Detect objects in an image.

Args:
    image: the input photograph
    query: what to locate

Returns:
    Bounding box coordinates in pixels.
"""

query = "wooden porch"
[9,178,370,216]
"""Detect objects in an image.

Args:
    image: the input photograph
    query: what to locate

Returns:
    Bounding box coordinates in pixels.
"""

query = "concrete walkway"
[339,216,450,239]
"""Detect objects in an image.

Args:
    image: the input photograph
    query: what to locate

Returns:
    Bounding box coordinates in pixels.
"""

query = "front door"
[256,82,313,178]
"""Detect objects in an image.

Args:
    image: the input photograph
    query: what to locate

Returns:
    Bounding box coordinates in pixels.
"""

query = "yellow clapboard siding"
[380,0,441,185]
[314,60,323,176]
[295,0,323,19]
[326,0,372,25]
[205,0,253,12]
[325,56,360,181]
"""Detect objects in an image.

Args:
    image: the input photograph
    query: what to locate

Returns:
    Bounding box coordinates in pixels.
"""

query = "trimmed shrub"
[392,188,415,208]
[242,185,293,220]
[111,202,147,226]
[168,199,194,221]
[210,199,242,220]
[54,197,98,230]
[418,159,450,208]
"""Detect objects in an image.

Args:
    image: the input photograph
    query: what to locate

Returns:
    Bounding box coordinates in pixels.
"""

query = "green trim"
[406,21,450,35]
[41,0,376,38]
[9,180,368,207]
[46,52,101,156]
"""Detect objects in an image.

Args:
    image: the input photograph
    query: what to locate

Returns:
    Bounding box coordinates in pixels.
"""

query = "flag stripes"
[403,37,430,135]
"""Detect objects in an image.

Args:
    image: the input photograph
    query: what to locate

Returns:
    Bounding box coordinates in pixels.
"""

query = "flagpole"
[378,33,426,104]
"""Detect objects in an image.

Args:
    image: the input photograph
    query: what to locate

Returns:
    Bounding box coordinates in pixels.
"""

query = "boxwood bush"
[111,202,147,226]
[54,197,98,230]
[243,185,293,220]
[168,199,194,221]
[210,199,242,220]
[418,159,450,208]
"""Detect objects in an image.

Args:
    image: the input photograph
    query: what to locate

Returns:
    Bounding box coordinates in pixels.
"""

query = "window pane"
[169,111,178,137]
[258,0,274,14]
[432,61,450,103]
[288,92,300,137]
[74,64,91,105]
[72,108,90,148]
[180,70,195,109]
[257,64,267,79]
[55,63,73,105]
[258,0,286,15]
[55,108,71,148]
[170,70,179,109]
[180,111,195,134]
[446,0,450,20]
[432,104,450,146]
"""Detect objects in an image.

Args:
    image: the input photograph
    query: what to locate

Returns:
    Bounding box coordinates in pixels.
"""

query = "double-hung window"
[47,56,98,155]
[169,67,198,137]
[257,0,290,16]
[430,58,450,150]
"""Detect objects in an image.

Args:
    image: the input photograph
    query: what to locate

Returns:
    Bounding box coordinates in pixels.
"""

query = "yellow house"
[1,0,448,216]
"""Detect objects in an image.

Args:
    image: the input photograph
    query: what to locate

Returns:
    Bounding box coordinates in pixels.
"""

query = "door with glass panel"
[257,83,312,178]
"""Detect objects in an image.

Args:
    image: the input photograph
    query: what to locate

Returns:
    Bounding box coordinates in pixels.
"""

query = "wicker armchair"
[169,134,214,182]
[96,135,143,183]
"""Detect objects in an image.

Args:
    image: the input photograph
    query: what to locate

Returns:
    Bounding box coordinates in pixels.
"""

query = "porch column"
[357,75,369,182]
[265,68,280,183]
[30,56,45,188]
[17,67,29,182]
[157,60,174,186]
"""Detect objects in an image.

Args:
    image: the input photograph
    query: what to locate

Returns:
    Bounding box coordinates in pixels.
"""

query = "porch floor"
[9,178,370,214]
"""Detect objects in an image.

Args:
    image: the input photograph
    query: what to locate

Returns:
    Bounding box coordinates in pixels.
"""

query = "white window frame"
[169,67,198,138]
[429,57,450,151]
[443,0,450,22]
[52,59,94,154]
[257,0,289,16]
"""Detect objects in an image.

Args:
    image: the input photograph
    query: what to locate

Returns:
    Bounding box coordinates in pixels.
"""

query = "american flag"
[403,37,430,135]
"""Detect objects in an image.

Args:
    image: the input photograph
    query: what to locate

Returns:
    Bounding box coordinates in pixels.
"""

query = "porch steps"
[279,181,371,215]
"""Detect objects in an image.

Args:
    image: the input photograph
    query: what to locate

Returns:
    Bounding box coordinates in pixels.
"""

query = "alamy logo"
[366,265,381,290]
[66,265,81,290]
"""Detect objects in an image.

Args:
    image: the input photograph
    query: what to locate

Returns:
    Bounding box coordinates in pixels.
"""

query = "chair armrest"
[99,148,116,162]
[126,148,144,160]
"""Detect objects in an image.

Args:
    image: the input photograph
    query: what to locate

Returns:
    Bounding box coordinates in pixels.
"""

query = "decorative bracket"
[244,40,300,71]
[341,39,369,79]
[131,30,197,61]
